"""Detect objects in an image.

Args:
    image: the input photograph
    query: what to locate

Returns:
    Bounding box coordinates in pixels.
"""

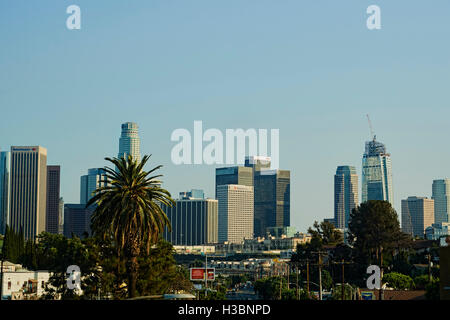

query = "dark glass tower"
[46,165,61,234]
[334,166,358,229]
[215,166,253,198]
[245,156,290,238]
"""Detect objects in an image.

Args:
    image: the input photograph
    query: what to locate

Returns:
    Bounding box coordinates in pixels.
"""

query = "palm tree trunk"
[127,239,140,298]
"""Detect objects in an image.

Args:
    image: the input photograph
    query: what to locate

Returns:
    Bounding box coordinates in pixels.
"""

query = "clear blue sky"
[1,1,449,232]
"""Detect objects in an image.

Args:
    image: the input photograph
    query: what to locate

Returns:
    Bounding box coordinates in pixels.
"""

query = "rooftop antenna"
[366,114,376,141]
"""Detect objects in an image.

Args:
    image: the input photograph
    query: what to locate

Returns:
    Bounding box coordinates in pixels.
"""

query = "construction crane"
[366,114,376,141]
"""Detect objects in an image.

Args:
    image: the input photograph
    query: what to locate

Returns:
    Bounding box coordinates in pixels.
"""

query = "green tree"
[332,284,354,300]
[414,274,431,290]
[348,201,409,280]
[87,155,175,298]
[37,233,103,300]
[382,272,414,290]
[2,225,25,263]
[308,221,343,246]
[425,278,440,300]
[137,240,193,296]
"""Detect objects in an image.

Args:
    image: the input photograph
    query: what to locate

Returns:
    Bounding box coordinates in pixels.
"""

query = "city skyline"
[1,1,450,233]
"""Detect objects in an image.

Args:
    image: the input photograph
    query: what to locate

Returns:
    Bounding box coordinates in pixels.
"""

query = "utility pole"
[318,254,323,301]
[279,264,282,300]
[287,263,290,290]
[306,259,310,299]
[312,251,328,301]
[296,264,299,300]
[332,259,352,300]
[427,253,432,282]
[204,246,208,298]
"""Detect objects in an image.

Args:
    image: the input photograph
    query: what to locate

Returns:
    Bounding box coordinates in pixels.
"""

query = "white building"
[401,196,434,238]
[0,262,51,300]
[118,122,141,163]
[217,184,254,244]
[9,146,48,240]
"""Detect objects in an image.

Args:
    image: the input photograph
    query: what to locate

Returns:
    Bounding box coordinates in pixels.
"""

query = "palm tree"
[86,155,175,298]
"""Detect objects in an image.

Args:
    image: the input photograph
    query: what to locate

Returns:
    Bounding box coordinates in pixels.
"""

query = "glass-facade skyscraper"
[361,137,393,206]
[46,165,61,234]
[80,168,108,205]
[245,156,290,238]
[0,151,11,234]
[334,166,358,229]
[118,122,141,163]
[432,179,450,224]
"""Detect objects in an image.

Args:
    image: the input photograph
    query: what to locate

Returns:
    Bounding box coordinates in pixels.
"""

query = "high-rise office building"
[80,168,108,205]
[217,184,254,243]
[334,166,359,229]
[432,179,450,224]
[401,196,434,238]
[9,146,47,240]
[361,137,393,206]
[179,189,204,200]
[46,165,61,234]
[215,166,253,198]
[118,122,141,163]
[161,196,218,245]
[245,156,290,238]
[64,204,94,238]
[0,151,11,234]
[58,197,64,235]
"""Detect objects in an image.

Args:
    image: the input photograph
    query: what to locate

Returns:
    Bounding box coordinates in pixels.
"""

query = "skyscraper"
[64,204,94,238]
[215,166,253,198]
[9,146,47,240]
[179,189,205,200]
[118,122,141,163]
[334,166,358,229]
[80,168,108,205]
[401,196,434,238]
[46,165,61,234]
[58,197,64,235]
[361,137,393,206]
[217,184,254,243]
[245,156,290,238]
[0,151,11,234]
[432,179,450,224]
[161,195,218,245]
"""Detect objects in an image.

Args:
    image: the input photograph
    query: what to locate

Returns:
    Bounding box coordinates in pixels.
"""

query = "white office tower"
[432,179,450,224]
[9,146,47,240]
[118,122,141,163]
[401,196,434,238]
[217,184,254,243]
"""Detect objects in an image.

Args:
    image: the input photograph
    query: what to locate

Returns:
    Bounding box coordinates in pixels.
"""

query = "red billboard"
[190,268,215,281]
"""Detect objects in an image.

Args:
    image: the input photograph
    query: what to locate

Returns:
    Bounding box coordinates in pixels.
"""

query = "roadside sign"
[190,268,215,281]
[361,291,375,300]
